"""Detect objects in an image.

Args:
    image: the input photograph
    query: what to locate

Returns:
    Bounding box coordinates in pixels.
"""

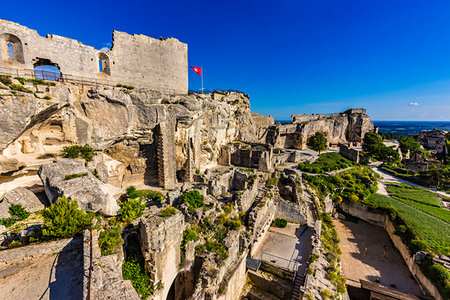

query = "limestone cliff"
[0,83,258,188]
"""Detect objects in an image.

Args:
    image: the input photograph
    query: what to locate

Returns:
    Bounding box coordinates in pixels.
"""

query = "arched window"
[7,42,14,58]
[98,52,110,75]
[0,33,25,63]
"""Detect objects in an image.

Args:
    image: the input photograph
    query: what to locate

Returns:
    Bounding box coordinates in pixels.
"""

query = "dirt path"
[370,165,450,198]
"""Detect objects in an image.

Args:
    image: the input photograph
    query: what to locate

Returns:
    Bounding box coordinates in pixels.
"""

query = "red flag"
[190,66,202,76]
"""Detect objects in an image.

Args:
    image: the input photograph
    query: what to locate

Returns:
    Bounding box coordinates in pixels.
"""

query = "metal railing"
[0,66,185,95]
[260,252,299,273]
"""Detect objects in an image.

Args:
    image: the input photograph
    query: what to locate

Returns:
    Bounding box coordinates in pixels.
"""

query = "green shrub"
[37,153,57,159]
[266,176,278,187]
[181,227,198,252]
[122,257,153,299]
[0,204,31,227]
[206,240,229,261]
[62,144,95,162]
[195,168,200,175]
[181,190,204,209]
[92,169,101,180]
[126,186,164,203]
[274,218,287,228]
[7,240,22,249]
[10,84,33,93]
[160,206,177,217]
[116,83,135,90]
[0,75,12,85]
[63,172,88,180]
[118,199,145,223]
[43,95,52,100]
[41,196,93,238]
[223,203,233,214]
[9,204,30,221]
[309,254,318,261]
[98,226,124,256]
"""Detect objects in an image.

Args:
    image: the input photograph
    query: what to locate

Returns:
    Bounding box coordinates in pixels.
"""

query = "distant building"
[417,129,448,154]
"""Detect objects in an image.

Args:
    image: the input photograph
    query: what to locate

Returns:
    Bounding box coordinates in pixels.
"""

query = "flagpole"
[201,66,204,94]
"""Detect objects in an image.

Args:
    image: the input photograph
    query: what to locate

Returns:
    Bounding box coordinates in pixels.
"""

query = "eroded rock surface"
[38,159,119,216]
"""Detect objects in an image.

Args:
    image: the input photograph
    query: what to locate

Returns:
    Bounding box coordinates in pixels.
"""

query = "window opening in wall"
[98,52,111,75]
[33,58,61,81]
[7,42,14,58]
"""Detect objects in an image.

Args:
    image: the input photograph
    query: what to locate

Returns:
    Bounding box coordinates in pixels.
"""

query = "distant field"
[298,152,355,174]
[385,183,450,223]
[365,194,450,255]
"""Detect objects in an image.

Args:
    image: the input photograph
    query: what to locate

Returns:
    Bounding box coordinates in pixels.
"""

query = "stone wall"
[385,219,443,300]
[275,198,307,224]
[249,197,276,256]
[338,143,360,162]
[339,201,387,227]
[139,212,186,300]
[217,252,248,300]
[247,269,291,299]
[0,237,74,265]
[0,19,188,94]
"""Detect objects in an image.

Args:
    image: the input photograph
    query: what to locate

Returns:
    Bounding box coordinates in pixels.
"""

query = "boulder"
[38,159,120,216]
[0,187,45,218]
[0,157,25,175]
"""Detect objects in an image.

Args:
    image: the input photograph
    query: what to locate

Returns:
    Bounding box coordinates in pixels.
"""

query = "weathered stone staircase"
[290,273,305,300]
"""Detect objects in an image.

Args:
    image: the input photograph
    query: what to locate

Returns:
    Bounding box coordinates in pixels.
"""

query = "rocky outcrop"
[0,187,45,218]
[38,159,120,216]
[263,108,374,150]
[0,157,25,175]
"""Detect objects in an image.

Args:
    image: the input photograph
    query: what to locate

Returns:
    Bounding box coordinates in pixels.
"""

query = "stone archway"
[166,270,196,300]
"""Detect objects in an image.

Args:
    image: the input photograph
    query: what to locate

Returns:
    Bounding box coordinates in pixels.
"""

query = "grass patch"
[274,218,287,228]
[386,183,450,223]
[160,206,177,217]
[63,172,88,180]
[298,152,355,174]
[116,83,134,90]
[365,194,450,255]
[37,153,57,159]
[126,186,164,204]
[62,144,96,162]
[303,166,378,203]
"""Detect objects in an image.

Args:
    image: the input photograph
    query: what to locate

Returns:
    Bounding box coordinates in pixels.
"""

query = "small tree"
[41,196,93,239]
[399,136,421,154]
[307,132,327,154]
[362,132,383,156]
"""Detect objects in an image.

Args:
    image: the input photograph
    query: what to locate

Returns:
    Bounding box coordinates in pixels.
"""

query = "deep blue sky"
[3,0,450,121]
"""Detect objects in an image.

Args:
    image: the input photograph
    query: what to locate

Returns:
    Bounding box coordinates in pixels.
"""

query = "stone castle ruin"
[1,19,432,300]
[0,19,188,94]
